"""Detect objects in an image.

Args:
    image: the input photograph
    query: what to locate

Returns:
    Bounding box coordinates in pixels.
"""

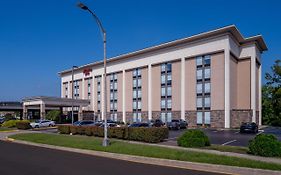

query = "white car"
[30,120,55,128]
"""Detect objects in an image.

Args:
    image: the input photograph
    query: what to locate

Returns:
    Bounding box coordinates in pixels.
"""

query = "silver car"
[30,120,55,128]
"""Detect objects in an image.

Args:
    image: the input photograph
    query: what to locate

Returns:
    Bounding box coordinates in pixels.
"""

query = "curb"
[5,138,281,175]
[122,140,281,165]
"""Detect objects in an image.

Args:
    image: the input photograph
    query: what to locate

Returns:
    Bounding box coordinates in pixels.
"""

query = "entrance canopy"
[22,96,90,120]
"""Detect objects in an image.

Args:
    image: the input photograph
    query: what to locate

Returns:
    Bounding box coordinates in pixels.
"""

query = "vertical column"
[224,48,230,128]
[82,78,85,99]
[23,105,28,120]
[181,58,185,120]
[148,64,152,121]
[92,77,95,111]
[78,106,83,121]
[122,70,126,123]
[259,65,262,125]
[251,55,257,123]
[40,103,46,120]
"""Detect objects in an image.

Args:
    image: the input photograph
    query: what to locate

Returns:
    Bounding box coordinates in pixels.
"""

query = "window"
[161,64,166,72]
[161,75,165,84]
[138,101,141,110]
[167,112,172,122]
[167,86,172,96]
[133,101,137,110]
[133,90,137,99]
[205,83,211,94]
[133,79,137,88]
[161,113,166,122]
[204,112,211,124]
[197,97,203,108]
[196,83,203,94]
[161,87,166,97]
[204,55,211,66]
[167,99,172,109]
[204,97,211,108]
[197,112,203,124]
[137,79,142,87]
[161,100,166,109]
[197,69,203,80]
[166,63,172,72]
[204,68,211,79]
[196,56,203,66]
[137,90,142,98]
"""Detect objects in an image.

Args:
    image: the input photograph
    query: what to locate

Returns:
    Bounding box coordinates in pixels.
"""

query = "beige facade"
[60,25,267,128]
[211,52,225,110]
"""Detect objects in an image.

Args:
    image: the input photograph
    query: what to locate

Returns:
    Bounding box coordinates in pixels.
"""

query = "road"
[0,141,225,175]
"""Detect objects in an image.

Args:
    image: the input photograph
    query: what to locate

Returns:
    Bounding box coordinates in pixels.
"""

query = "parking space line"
[257,130,264,135]
[222,140,237,146]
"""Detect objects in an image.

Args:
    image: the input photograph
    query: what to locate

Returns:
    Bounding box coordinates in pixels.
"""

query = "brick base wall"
[185,111,197,127]
[230,109,252,128]
[210,110,225,128]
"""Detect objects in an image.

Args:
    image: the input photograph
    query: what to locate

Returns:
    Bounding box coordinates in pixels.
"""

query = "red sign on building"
[83,68,92,76]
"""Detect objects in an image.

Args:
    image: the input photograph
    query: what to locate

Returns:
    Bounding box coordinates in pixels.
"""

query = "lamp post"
[77,2,109,146]
[72,65,78,125]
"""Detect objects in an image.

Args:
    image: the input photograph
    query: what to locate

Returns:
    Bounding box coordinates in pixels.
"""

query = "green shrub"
[58,125,71,134]
[46,110,61,122]
[16,120,31,130]
[177,130,210,148]
[249,134,281,157]
[69,125,78,135]
[4,114,15,121]
[2,120,19,128]
[57,125,168,143]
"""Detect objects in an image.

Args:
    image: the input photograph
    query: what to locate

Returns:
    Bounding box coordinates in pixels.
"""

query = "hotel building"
[59,25,267,128]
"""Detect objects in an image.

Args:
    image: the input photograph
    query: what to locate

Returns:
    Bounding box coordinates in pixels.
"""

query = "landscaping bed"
[10,133,281,171]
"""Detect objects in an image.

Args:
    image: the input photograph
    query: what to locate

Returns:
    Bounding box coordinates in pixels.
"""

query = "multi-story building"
[59,25,267,128]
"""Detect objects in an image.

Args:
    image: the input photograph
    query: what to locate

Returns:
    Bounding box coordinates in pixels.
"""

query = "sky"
[0,0,280,101]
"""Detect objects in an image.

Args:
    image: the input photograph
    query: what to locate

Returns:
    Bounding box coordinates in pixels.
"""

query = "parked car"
[151,119,164,127]
[73,120,95,126]
[0,117,5,124]
[99,123,120,128]
[129,122,150,128]
[240,122,258,133]
[30,120,55,128]
[167,119,188,130]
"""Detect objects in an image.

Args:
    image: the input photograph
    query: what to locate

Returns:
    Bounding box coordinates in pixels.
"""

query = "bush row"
[58,125,169,143]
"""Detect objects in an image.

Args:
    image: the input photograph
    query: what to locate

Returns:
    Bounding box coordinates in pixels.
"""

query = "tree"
[46,110,61,123]
[263,60,281,126]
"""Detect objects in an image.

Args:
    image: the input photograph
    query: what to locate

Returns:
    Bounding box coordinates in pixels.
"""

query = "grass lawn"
[10,133,281,171]
[204,145,249,154]
[0,127,15,132]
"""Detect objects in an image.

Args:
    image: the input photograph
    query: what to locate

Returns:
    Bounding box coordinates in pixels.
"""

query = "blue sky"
[0,0,280,101]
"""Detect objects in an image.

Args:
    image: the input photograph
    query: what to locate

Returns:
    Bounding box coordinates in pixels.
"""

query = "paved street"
[162,127,281,147]
[0,141,225,175]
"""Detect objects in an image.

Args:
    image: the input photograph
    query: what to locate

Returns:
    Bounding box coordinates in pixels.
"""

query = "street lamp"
[72,65,78,125]
[77,2,109,146]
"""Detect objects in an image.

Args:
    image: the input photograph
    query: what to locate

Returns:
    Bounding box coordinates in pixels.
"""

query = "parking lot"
[36,125,281,147]
[161,126,281,147]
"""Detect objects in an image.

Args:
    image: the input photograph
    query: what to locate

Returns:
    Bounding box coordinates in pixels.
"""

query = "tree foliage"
[46,110,61,122]
[263,60,281,126]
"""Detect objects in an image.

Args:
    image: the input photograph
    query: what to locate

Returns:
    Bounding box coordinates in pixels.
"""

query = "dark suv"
[167,119,188,130]
[240,122,258,133]
[151,119,164,127]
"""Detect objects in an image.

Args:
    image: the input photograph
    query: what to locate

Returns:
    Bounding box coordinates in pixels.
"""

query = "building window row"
[74,80,80,99]
[96,76,101,113]
[196,55,211,125]
[160,63,172,123]
[133,68,142,122]
[110,73,118,121]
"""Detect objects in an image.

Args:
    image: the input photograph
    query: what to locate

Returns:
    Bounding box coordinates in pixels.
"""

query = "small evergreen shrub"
[2,120,19,128]
[177,129,210,148]
[249,134,281,157]
[16,120,31,130]
[58,125,71,134]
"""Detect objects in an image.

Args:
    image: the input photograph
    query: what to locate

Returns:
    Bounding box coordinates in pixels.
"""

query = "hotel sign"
[83,68,92,76]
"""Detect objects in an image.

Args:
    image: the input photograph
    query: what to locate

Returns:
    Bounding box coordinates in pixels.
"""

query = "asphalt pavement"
[0,141,225,175]
[162,126,281,147]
